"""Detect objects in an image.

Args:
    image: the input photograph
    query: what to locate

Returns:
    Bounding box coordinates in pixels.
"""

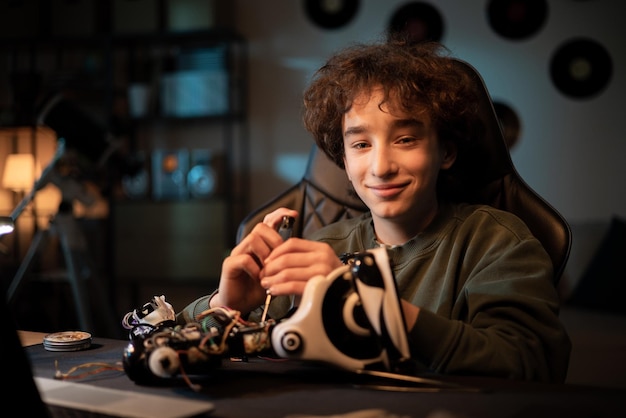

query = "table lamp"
[3,153,36,192]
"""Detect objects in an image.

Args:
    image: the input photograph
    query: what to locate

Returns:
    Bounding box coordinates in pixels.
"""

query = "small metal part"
[278,215,295,241]
[261,291,272,322]
[261,216,295,322]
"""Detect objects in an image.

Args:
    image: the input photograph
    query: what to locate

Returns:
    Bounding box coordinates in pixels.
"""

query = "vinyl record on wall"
[304,0,359,29]
[487,0,548,40]
[388,2,444,43]
[550,38,613,99]
[493,101,521,150]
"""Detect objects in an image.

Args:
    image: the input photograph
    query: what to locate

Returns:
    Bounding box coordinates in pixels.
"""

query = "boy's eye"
[398,136,417,144]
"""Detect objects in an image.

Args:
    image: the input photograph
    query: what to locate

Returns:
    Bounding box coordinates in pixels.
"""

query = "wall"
[234,0,626,227]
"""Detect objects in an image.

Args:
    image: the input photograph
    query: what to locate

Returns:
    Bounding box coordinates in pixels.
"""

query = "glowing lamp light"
[3,153,36,192]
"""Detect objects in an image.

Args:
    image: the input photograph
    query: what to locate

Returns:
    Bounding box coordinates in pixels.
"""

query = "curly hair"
[302,38,481,164]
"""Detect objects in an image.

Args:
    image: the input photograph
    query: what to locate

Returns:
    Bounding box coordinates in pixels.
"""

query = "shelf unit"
[109,30,249,289]
[0,3,248,309]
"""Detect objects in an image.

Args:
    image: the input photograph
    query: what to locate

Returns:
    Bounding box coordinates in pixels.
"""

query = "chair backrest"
[237,59,571,284]
[236,144,367,241]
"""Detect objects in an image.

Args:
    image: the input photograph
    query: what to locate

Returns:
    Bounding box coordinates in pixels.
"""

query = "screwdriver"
[261,215,295,322]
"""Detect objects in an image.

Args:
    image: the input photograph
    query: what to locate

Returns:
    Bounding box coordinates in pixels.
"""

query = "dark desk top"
[26,337,626,418]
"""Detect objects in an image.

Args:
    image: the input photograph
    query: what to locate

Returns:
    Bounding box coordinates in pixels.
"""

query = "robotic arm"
[121,247,413,385]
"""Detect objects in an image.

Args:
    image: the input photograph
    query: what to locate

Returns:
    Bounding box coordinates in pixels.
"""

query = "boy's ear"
[441,141,457,169]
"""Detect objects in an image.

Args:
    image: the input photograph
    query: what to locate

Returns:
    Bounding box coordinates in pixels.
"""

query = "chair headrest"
[450,59,514,193]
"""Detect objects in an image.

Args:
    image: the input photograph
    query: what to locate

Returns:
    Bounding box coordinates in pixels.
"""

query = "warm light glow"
[2,153,36,192]
[0,222,14,235]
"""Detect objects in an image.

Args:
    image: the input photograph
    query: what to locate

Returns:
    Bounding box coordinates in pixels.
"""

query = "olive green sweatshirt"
[306,203,571,383]
[177,202,571,383]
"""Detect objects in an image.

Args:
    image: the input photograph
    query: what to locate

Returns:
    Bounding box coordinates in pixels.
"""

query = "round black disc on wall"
[550,38,613,99]
[487,0,548,40]
[304,0,360,30]
[388,2,444,43]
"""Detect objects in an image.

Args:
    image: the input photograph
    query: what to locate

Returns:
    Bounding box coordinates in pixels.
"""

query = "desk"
[19,330,48,346]
[25,336,626,418]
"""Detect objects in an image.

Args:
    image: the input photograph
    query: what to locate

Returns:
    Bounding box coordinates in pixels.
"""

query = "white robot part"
[272,265,387,372]
[352,247,411,369]
[272,247,411,373]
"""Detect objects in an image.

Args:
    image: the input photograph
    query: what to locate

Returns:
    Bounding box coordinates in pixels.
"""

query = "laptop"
[4,294,215,418]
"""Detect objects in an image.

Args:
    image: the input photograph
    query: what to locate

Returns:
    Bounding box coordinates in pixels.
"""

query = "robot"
[121,247,415,386]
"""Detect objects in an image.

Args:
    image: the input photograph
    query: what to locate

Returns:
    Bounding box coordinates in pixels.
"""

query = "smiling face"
[342,87,456,244]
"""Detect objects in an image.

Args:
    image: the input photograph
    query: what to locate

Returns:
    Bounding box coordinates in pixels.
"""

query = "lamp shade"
[3,153,35,191]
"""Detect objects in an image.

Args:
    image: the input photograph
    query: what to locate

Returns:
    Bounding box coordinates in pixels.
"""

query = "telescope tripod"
[6,203,119,337]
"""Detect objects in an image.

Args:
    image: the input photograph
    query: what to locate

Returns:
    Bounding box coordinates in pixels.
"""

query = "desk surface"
[19,330,48,347]
[26,336,626,418]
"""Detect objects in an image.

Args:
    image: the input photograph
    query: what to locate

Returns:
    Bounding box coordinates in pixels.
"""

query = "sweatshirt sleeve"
[175,291,217,325]
[406,209,571,383]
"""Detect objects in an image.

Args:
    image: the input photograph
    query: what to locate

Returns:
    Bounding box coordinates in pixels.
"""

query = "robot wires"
[54,360,124,380]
